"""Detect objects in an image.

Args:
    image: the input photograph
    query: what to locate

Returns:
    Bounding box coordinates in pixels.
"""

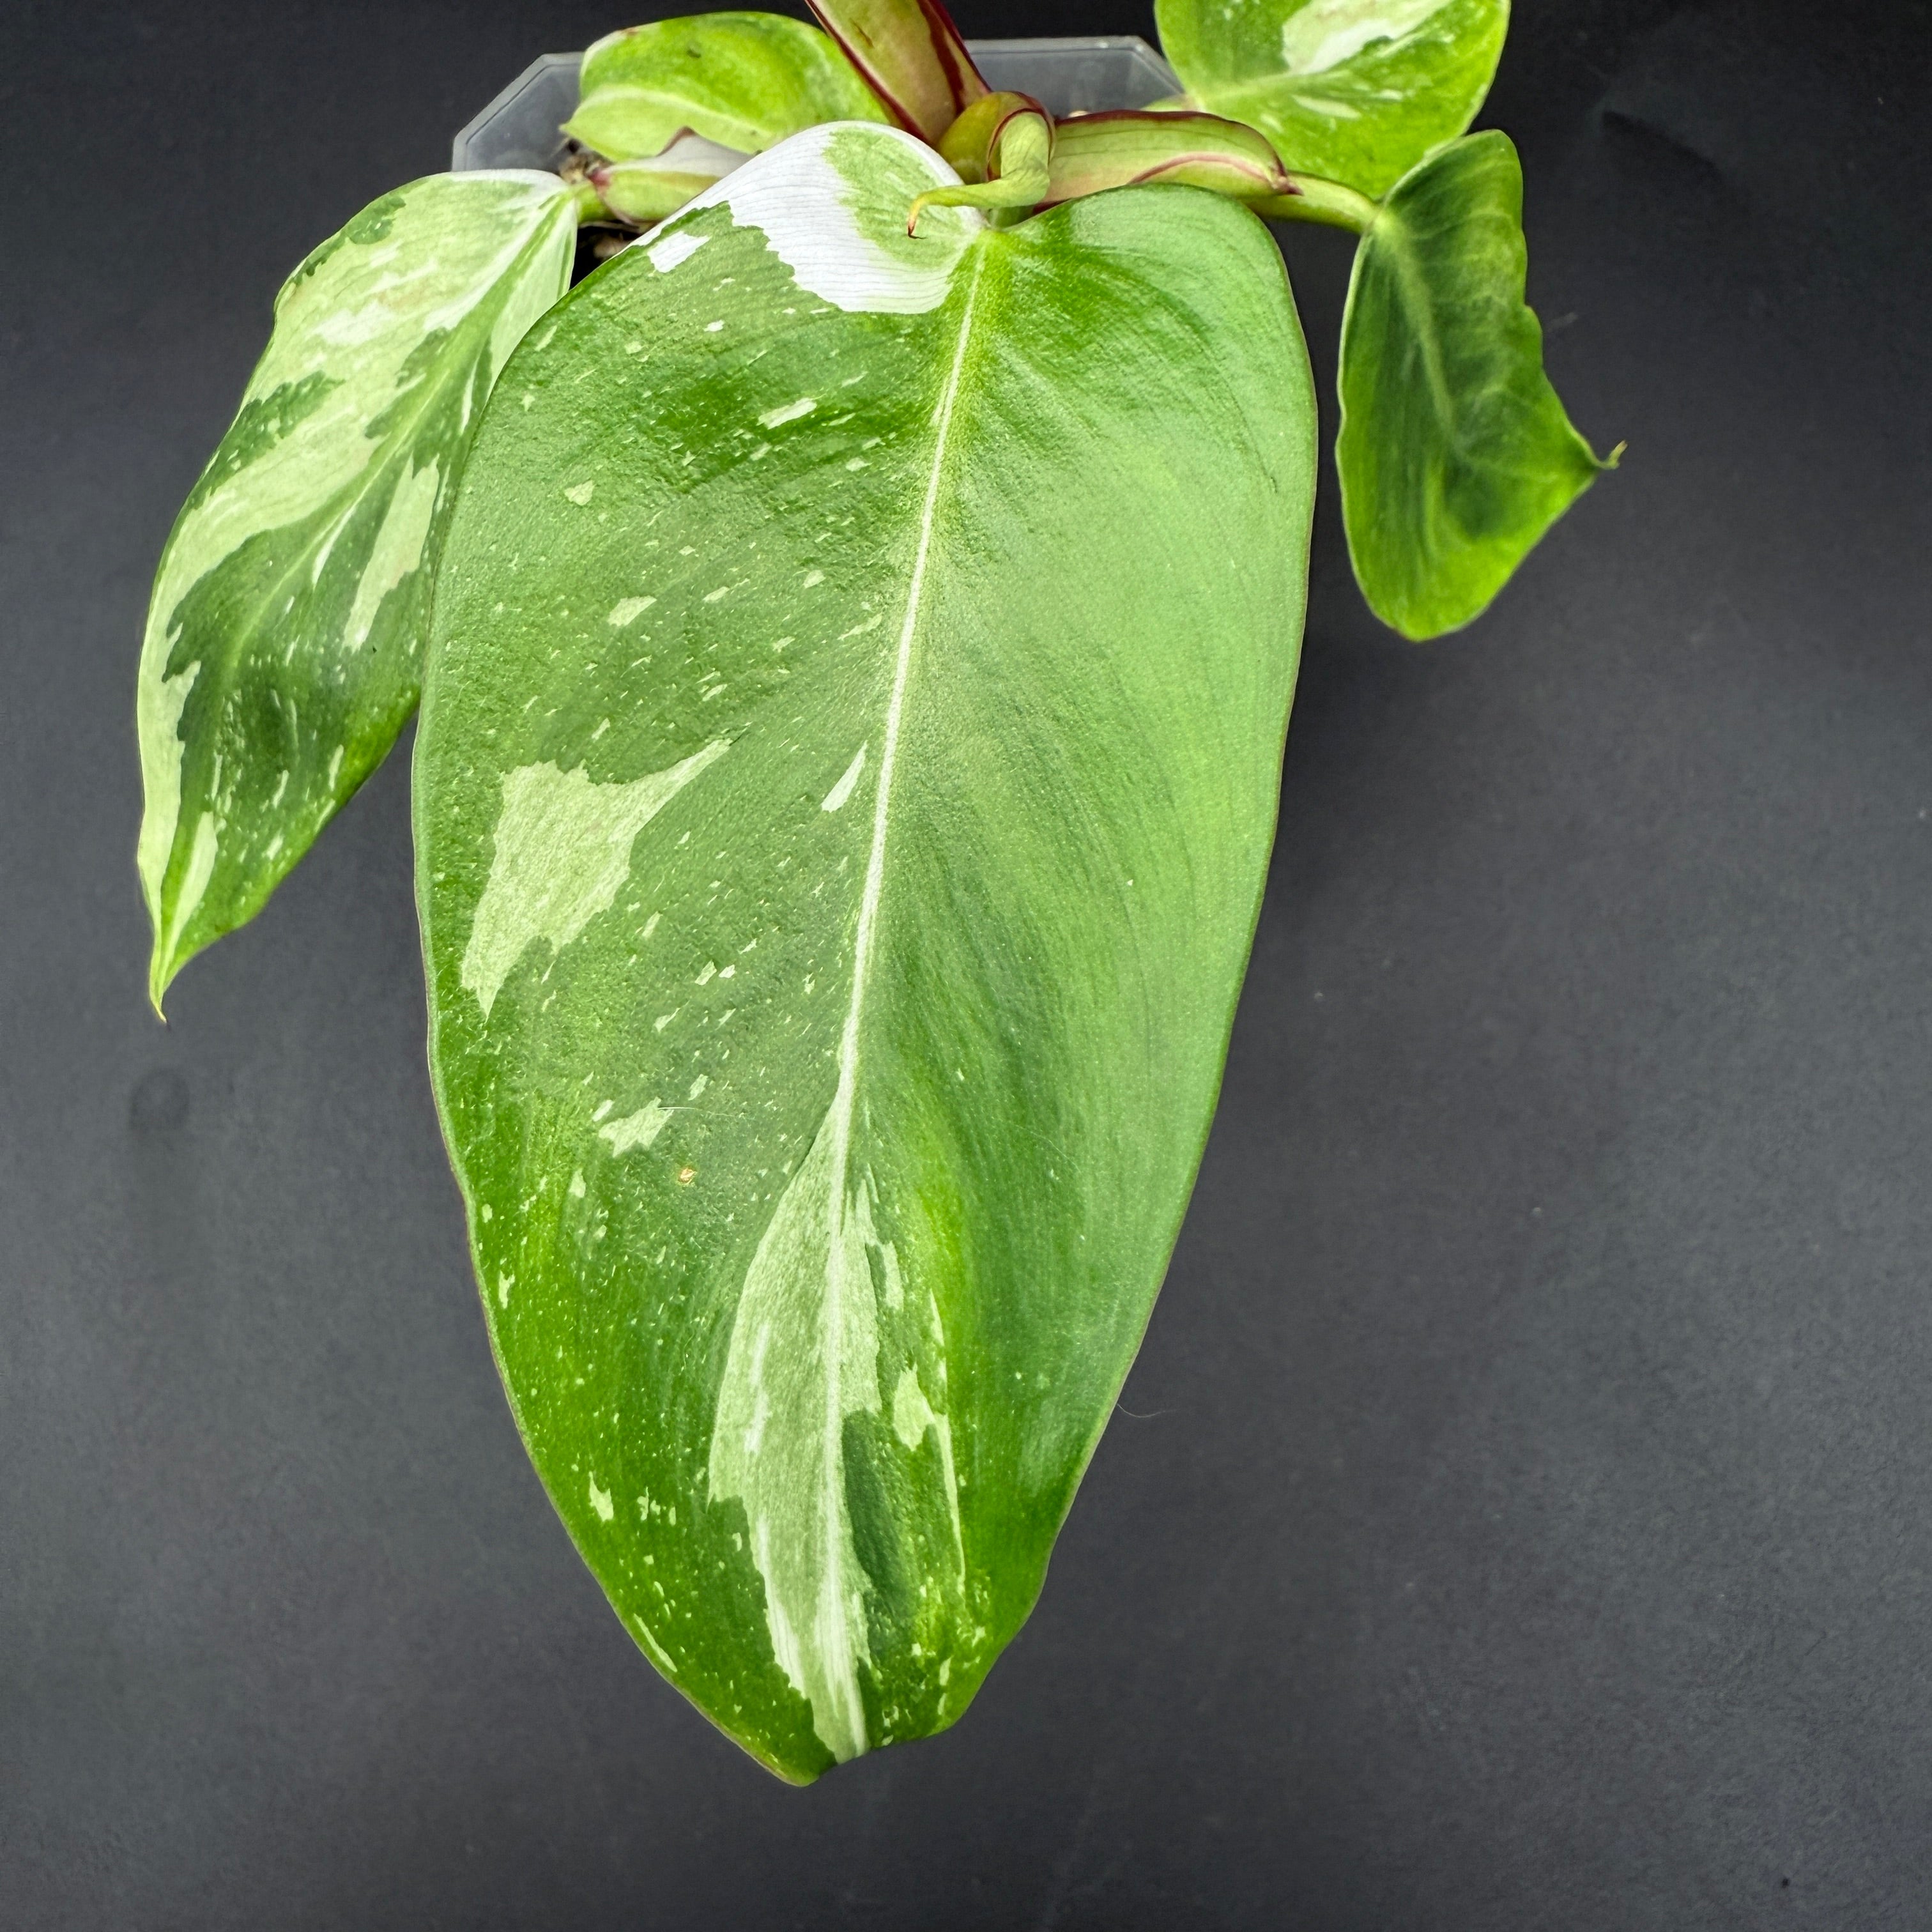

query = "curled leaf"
[565,12,887,162]
[590,132,751,224]
[806,0,987,142]
[1337,132,1612,638]
[910,95,1051,229]
[1155,0,1510,197]
[1041,109,1290,207]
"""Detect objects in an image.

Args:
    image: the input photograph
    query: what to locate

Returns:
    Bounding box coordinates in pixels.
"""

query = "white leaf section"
[344,457,441,649]
[144,174,574,662]
[821,744,866,813]
[463,740,727,1018]
[136,170,580,1000]
[1279,0,1458,73]
[760,396,818,429]
[602,1098,674,1154]
[646,231,711,274]
[172,814,222,952]
[135,659,200,940]
[653,130,752,176]
[707,252,985,1761]
[659,123,983,317]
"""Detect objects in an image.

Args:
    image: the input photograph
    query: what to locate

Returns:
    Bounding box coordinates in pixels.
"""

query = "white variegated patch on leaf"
[416,123,1317,1781]
[137,170,578,1006]
[1156,0,1511,197]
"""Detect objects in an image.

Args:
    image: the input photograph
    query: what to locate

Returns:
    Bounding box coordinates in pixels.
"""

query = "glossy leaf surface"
[806,0,986,142]
[565,13,889,162]
[1337,132,1608,638]
[1156,0,1510,196]
[415,125,1315,1780]
[137,171,578,1006]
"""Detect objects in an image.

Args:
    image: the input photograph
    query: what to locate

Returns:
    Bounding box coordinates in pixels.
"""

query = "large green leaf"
[565,13,889,162]
[1338,131,1609,638]
[137,170,578,1008]
[415,125,1315,1781]
[1155,0,1510,197]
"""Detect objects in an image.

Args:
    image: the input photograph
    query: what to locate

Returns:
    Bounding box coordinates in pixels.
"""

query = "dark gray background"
[4,1,1929,1924]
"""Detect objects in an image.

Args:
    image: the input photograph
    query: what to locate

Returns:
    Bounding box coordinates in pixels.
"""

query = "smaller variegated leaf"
[1337,132,1611,638]
[137,171,578,1007]
[1155,0,1510,197]
[565,13,889,162]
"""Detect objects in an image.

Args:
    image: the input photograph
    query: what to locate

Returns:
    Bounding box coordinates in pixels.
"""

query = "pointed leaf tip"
[415,126,1317,1780]
[1337,133,1609,638]
[133,172,578,994]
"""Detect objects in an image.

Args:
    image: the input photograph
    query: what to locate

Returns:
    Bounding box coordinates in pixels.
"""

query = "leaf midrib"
[811,239,992,1727]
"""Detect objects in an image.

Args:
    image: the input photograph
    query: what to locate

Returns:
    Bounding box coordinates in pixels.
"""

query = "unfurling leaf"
[806,0,987,142]
[910,95,1050,227]
[1041,109,1291,207]
[565,13,888,162]
[137,170,578,1008]
[591,132,751,224]
[415,123,1315,1782]
[1337,132,1611,638]
[1155,0,1510,197]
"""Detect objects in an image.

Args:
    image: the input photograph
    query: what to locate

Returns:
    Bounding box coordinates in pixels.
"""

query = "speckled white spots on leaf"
[822,744,866,813]
[759,397,817,429]
[632,1615,678,1675]
[137,169,579,1005]
[171,813,222,951]
[601,1098,674,1155]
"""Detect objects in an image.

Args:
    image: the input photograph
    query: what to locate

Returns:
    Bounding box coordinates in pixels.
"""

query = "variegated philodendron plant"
[136,0,1612,1781]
